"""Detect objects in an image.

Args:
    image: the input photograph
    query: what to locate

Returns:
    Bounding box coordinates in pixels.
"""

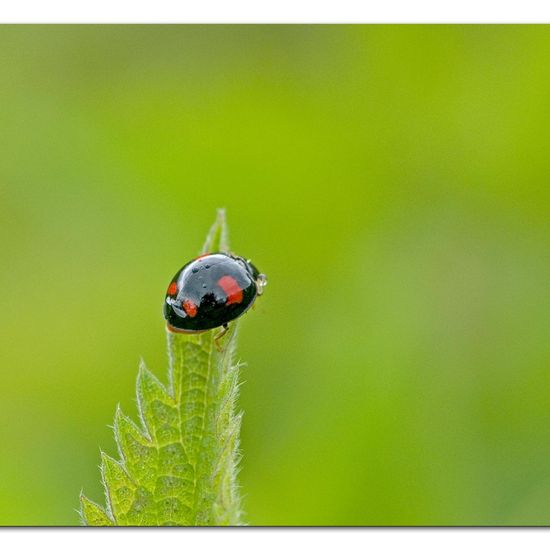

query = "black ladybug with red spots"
[163,252,267,338]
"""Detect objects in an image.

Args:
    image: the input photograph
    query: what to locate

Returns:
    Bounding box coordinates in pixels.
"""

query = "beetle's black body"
[163,252,265,333]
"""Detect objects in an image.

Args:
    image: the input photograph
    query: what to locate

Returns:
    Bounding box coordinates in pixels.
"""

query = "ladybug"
[163,252,267,340]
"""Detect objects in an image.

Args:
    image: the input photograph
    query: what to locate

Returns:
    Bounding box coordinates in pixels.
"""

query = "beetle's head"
[233,255,268,296]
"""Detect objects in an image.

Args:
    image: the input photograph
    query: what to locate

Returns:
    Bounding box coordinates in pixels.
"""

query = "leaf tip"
[202,208,230,254]
[79,492,114,526]
[113,403,123,438]
[99,450,116,474]
[216,207,226,223]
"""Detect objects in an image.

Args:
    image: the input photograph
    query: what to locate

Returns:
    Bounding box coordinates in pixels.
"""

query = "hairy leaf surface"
[80,210,243,526]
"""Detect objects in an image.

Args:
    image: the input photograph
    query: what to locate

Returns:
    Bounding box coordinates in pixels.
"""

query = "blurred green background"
[0,25,548,526]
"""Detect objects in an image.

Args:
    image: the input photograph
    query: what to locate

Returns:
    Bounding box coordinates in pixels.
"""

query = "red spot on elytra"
[167,281,178,296]
[182,299,198,318]
[218,275,243,305]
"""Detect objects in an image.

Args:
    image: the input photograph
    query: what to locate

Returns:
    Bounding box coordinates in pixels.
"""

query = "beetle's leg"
[214,323,229,351]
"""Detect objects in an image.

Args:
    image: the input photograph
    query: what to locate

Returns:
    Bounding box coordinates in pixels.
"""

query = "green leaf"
[81,210,244,525]
[79,494,114,526]
[201,208,229,254]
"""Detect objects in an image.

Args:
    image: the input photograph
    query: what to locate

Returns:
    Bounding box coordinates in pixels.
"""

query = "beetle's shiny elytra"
[163,252,266,333]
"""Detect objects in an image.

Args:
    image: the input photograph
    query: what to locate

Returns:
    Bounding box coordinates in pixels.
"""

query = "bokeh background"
[0,25,549,526]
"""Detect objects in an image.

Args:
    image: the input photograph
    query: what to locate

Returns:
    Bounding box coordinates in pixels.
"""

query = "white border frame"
[0,0,550,23]
[1,527,550,550]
